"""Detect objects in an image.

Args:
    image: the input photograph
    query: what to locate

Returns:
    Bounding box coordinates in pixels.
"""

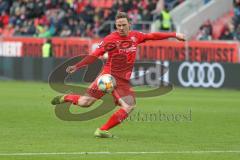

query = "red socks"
[100,108,128,131]
[63,95,128,131]
[64,94,80,105]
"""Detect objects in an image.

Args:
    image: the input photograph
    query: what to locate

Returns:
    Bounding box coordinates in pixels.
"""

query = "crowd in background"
[1,0,238,41]
[0,0,184,38]
[223,0,240,40]
[196,0,240,41]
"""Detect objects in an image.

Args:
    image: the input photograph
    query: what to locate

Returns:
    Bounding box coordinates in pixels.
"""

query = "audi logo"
[178,62,225,88]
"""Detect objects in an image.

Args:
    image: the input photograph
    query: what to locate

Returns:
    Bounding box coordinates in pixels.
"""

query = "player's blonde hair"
[115,12,130,22]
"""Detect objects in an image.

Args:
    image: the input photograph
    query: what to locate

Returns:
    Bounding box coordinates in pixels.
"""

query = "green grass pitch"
[0,81,240,160]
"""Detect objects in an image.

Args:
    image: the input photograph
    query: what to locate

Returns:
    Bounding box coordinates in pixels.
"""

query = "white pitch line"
[0,151,240,156]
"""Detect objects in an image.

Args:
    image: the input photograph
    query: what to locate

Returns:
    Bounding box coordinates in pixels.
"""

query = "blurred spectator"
[74,0,86,14]
[196,20,213,40]
[84,24,94,37]
[156,4,175,31]
[219,24,234,40]
[234,24,240,40]
[196,28,211,40]
[42,38,52,58]
[233,0,240,28]
[0,0,10,13]
[1,23,14,37]
[0,11,9,28]
[128,9,142,30]
[147,0,158,13]
[142,9,152,21]
[202,20,213,36]
[60,25,72,37]
[123,0,133,13]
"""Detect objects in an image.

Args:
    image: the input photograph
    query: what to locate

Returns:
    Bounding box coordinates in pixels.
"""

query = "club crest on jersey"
[131,36,137,42]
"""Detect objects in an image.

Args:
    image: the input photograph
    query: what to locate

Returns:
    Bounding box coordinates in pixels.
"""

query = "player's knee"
[119,96,136,107]
[123,105,136,113]
[78,100,91,107]
[77,97,95,107]
[129,105,136,113]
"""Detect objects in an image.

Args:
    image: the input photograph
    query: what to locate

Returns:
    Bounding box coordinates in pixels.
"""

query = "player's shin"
[100,108,128,131]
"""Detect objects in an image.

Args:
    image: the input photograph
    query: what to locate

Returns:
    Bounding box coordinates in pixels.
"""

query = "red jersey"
[75,31,176,81]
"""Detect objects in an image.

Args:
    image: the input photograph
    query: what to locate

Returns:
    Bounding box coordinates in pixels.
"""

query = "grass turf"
[0,81,239,160]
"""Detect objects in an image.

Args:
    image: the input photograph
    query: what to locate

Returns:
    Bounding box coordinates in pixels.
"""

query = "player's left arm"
[139,32,186,42]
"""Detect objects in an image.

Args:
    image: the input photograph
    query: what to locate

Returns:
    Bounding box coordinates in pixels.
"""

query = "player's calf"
[77,96,97,107]
[51,94,97,108]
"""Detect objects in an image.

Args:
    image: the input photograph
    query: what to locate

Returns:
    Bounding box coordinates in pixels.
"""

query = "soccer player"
[51,12,186,138]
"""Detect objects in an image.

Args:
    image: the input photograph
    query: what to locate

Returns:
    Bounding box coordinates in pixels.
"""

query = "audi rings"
[178,62,225,88]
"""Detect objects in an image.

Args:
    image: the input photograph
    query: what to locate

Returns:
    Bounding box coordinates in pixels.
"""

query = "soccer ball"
[97,74,116,93]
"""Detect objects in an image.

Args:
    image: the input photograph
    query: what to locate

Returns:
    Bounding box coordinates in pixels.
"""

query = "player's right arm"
[66,41,106,74]
[136,32,186,44]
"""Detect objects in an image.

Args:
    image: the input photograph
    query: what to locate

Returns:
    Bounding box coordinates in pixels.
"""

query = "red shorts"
[86,73,135,106]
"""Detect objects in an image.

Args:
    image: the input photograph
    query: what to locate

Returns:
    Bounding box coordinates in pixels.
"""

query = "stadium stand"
[194,0,240,41]
[0,0,184,38]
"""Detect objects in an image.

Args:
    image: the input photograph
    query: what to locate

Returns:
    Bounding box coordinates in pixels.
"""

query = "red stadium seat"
[106,0,113,8]
[92,0,98,7]
[91,0,113,8]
